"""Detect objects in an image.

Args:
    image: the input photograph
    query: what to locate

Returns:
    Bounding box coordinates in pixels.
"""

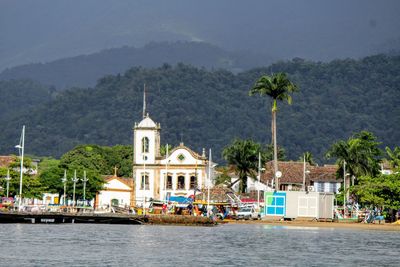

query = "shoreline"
[224,219,400,231]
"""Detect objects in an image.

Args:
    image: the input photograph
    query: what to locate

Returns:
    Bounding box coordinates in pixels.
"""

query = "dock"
[0,211,215,226]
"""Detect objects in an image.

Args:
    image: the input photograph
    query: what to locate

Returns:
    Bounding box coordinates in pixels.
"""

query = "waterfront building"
[95,172,134,209]
[132,114,208,206]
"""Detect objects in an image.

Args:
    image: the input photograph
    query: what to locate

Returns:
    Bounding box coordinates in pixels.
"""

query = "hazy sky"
[1,0,399,70]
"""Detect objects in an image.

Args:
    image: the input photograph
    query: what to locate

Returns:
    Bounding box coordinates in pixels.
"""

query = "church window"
[142,137,149,153]
[190,176,197,189]
[177,175,185,190]
[141,173,149,190]
[166,175,173,190]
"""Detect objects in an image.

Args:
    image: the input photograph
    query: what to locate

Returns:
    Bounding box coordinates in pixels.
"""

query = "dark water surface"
[0,224,398,266]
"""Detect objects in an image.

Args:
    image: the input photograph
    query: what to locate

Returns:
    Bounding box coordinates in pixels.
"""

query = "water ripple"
[0,224,398,266]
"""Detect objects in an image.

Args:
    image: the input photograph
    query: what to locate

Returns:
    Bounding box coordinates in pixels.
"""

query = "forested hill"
[0,54,399,163]
[0,42,272,89]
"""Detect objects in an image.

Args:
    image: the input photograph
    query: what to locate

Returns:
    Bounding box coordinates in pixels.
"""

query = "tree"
[264,144,286,162]
[326,131,382,184]
[351,173,400,222]
[214,167,233,186]
[222,139,263,193]
[160,144,173,157]
[1,156,47,199]
[385,146,400,171]
[298,151,315,166]
[38,158,64,194]
[38,144,136,201]
[249,72,298,190]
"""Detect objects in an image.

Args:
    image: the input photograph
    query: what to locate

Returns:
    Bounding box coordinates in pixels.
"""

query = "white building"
[95,175,134,209]
[132,114,208,206]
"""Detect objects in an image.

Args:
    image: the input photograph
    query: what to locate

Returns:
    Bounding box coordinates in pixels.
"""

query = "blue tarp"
[167,196,193,203]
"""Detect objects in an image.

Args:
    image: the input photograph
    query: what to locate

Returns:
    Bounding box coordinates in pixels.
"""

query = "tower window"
[142,137,149,153]
[141,173,149,190]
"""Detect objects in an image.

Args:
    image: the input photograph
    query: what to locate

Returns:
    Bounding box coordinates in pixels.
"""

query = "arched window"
[165,174,173,190]
[141,173,149,190]
[142,137,149,153]
[177,175,185,190]
[190,176,197,189]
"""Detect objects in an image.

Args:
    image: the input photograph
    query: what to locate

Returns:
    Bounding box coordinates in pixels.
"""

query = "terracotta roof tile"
[261,161,342,185]
[0,156,15,168]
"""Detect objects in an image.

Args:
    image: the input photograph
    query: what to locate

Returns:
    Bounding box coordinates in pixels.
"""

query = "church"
[132,114,209,206]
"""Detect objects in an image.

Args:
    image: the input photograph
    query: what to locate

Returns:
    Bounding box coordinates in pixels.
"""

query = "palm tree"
[222,139,262,193]
[326,131,382,184]
[299,151,316,166]
[385,146,400,170]
[249,72,298,190]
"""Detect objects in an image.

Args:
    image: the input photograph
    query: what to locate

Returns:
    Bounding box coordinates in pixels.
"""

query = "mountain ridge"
[0,54,398,163]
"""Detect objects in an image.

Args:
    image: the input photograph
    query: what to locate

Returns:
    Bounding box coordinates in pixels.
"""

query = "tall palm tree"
[249,72,298,191]
[222,139,262,193]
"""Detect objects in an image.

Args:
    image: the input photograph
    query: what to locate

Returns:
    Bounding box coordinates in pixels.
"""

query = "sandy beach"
[225,219,400,231]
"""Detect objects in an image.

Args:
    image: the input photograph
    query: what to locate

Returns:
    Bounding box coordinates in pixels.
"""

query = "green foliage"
[264,144,286,162]
[249,72,299,112]
[160,144,173,157]
[222,139,263,193]
[298,151,315,166]
[37,144,133,200]
[0,79,54,122]
[214,167,233,186]
[326,131,382,180]
[351,173,400,211]
[385,146,400,170]
[0,156,46,199]
[38,158,63,194]
[0,54,399,164]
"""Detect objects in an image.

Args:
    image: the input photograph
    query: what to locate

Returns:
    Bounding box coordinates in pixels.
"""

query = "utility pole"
[343,160,346,218]
[5,169,11,198]
[61,169,67,205]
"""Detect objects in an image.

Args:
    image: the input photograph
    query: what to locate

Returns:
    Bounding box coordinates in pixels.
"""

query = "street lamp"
[82,170,88,206]
[302,155,311,191]
[15,125,25,211]
[257,152,265,210]
[72,170,79,207]
[5,169,11,198]
[61,169,67,205]
[342,160,351,218]
[207,149,218,217]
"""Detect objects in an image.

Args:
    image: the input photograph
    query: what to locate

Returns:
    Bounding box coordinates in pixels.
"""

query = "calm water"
[0,223,399,266]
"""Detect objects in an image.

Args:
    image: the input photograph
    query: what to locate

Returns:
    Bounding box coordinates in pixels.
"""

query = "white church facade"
[132,115,208,206]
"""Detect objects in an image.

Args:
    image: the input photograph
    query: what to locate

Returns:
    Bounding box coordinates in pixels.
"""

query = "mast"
[164,144,169,202]
[15,125,25,210]
[143,83,146,119]
[258,151,261,209]
[207,149,212,217]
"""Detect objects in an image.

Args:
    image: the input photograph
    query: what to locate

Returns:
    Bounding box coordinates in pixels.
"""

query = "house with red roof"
[261,161,342,193]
